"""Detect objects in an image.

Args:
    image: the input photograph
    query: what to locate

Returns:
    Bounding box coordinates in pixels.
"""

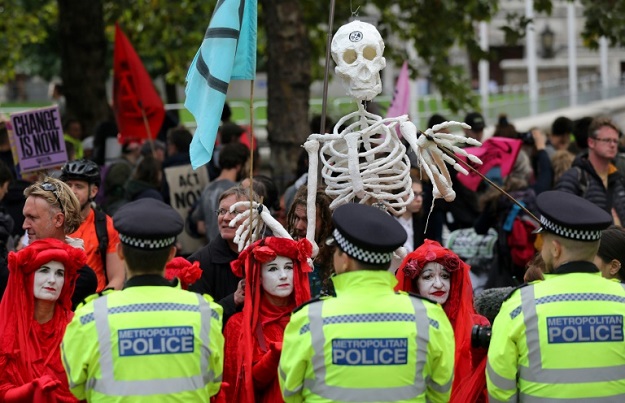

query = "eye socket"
[343,49,357,64]
[363,46,377,60]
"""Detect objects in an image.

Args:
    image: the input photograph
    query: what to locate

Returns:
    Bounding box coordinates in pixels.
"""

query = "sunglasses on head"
[40,182,64,214]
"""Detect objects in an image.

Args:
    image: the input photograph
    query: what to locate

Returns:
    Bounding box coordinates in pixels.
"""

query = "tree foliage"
[579,0,625,49]
[369,0,499,112]
[102,0,213,85]
[0,0,57,82]
[4,1,625,114]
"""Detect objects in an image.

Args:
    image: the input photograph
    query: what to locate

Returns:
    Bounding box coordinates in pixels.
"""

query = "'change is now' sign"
[10,105,68,173]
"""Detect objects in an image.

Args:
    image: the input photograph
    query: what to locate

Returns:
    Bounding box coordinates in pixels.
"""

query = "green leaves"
[0,0,57,82]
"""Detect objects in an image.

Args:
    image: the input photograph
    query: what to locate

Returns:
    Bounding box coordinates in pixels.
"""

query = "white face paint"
[416,262,451,304]
[33,261,65,302]
[261,256,294,299]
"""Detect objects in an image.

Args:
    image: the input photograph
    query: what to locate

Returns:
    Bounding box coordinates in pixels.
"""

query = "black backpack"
[93,207,109,283]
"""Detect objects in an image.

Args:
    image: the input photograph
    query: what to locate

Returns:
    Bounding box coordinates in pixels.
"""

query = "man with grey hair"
[22,177,97,307]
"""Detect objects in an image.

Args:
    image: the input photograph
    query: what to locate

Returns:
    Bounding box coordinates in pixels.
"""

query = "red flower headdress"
[164,257,202,290]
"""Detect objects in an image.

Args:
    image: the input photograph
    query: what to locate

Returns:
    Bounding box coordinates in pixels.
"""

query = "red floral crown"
[9,238,86,276]
[164,257,203,290]
[232,237,313,277]
[402,239,463,280]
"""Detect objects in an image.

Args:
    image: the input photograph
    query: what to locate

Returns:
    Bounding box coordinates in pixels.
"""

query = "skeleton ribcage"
[319,123,413,216]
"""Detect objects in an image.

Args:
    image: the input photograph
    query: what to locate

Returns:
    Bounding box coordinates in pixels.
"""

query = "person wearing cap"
[487,190,625,401]
[60,159,125,292]
[61,198,224,402]
[464,112,486,142]
[279,203,455,402]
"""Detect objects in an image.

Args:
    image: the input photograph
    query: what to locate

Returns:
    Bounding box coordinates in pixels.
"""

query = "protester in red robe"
[0,239,86,402]
[223,237,312,403]
[396,239,489,402]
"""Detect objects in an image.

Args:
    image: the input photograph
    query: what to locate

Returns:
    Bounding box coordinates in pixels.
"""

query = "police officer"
[61,198,224,402]
[487,190,625,401]
[279,203,455,402]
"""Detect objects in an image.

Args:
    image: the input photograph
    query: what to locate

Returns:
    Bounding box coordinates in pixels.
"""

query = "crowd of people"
[0,105,624,402]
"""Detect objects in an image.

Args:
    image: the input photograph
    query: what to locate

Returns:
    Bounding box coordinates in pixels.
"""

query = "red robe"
[0,239,85,403]
[221,237,312,403]
[395,239,489,403]
[224,299,294,402]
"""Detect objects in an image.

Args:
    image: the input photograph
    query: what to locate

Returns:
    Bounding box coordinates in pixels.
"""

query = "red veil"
[395,239,488,402]
[224,237,312,403]
[0,239,86,402]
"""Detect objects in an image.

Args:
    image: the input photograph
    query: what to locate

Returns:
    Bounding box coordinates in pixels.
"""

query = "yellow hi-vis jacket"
[279,270,455,403]
[487,263,625,402]
[61,280,224,402]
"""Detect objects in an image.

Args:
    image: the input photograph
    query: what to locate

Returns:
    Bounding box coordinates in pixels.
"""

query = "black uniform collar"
[124,274,178,289]
[552,261,600,275]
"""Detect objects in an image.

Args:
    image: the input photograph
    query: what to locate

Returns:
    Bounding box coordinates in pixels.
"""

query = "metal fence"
[166,73,625,135]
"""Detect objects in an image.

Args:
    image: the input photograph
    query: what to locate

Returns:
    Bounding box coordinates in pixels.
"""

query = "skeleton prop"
[304,20,483,256]
[229,200,292,252]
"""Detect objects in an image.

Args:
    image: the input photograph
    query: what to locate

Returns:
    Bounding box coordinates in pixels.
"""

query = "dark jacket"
[188,236,241,325]
[125,179,164,202]
[555,154,625,223]
[531,149,553,195]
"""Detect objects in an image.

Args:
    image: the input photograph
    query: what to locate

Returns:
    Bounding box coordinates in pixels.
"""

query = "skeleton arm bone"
[303,140,321,258]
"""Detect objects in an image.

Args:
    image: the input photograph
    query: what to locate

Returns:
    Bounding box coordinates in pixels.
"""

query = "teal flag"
[185,0,257,169]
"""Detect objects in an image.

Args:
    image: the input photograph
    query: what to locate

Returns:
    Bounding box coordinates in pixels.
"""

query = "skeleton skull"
[331,20,386,101]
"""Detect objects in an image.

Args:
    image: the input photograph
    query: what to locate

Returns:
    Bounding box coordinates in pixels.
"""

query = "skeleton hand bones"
[401,120,483,202]
[228,201,292,252]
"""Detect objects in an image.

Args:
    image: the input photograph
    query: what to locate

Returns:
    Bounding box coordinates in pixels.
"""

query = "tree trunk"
[57,0,111,137]
[164,78,179,121]
[260,0,311,193]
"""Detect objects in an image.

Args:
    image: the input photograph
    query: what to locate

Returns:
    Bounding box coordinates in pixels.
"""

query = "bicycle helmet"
[60,159,101,186]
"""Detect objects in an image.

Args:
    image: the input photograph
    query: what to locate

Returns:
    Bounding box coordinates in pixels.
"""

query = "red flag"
[113,23,165,143]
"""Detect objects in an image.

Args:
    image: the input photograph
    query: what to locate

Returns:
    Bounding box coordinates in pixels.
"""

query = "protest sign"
[164,164,210,255]
[10,106,68,173]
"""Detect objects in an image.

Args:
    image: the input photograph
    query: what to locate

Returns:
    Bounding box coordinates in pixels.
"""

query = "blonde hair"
[551,150,575,184]
[24,177,82,234]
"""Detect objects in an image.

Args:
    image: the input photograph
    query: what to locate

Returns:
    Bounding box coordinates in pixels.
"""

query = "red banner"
[113,23,165,143]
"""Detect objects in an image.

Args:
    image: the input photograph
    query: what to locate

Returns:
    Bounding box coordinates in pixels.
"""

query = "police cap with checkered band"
[113,198,183,250]
[330,203,406,265]
[534,190,612,242]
